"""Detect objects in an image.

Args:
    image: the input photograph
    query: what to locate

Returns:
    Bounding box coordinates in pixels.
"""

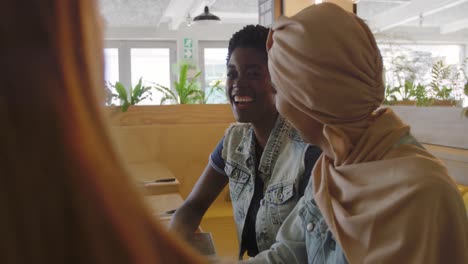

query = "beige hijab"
[267,3,468,263]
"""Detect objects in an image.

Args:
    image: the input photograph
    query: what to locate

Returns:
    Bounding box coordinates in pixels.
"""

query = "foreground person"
[0,1,207,263]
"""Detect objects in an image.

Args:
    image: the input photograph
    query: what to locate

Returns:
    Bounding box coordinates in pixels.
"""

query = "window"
[104,40,176,105]
[104,48,119,84]
[199,41,229,104]
[378,43,466,104]
[104,48,119,105]
[131,48,171,105]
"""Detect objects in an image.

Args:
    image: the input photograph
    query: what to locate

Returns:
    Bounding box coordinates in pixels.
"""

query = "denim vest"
[222,117,308,257]
[244,163,347,264]
[244,161,348,264]
[300,183,348,263]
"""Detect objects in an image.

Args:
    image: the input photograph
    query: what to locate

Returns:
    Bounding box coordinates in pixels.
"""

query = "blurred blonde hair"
[0,0,205,263]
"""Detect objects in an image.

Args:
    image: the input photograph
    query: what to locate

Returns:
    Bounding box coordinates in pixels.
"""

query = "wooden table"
[145,193,184,216]
[145,193,183,228]
[128,162,181,195]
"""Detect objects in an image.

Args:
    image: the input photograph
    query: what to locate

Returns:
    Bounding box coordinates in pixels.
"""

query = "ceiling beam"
[214,12,258,24]
[159,0,196,30]
[440,17,468,34]
[374,25,468,43]
[367,0,468,33]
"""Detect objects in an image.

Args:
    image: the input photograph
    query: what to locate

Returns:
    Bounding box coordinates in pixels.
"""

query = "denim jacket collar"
[235,116,290,181]
[258,116,290,177]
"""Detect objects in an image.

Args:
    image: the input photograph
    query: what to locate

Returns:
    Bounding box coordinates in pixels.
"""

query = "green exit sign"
[184,38,193,48]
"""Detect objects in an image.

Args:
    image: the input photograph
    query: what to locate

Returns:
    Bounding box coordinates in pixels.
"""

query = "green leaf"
[177,64,189,98]
[130,78,143,104]
[154,84,178,104]
[114,82,128,104]
[464,82,468,97]
[160,94,173,105]
[121,101,130,112]
[186,71,202,90]
[173,63,202,104]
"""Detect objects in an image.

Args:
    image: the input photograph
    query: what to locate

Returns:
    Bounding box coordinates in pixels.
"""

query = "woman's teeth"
[234,96,253,103]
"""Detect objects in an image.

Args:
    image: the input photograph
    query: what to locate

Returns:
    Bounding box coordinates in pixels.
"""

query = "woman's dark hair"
[227,24,269,64]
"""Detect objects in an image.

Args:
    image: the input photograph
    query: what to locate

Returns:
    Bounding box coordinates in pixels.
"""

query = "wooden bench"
[106,105,242,257]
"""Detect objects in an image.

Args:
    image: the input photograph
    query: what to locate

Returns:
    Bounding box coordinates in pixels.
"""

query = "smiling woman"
[226,47,276,124]
[170,24,322,260]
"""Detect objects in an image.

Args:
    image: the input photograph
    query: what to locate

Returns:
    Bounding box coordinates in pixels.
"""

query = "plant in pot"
[385,79,432,106]
[429,60,458,106]
[382,48,432,106]
[153,62,203,104]
[104,82,118,106]
[109,77,153,112]
[412,82,433,106]
[198,80,227,104]
[384,84,398,105]
[386,55,416,105]
[153,62,225,104]
[395,80,427,105]
[392,81,415,105]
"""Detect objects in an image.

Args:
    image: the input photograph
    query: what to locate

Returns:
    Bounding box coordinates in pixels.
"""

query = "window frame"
[198,41,229,90]
[376,42,466,64]
[104,40,177,92]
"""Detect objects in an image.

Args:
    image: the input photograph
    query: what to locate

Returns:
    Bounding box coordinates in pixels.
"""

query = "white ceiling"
[99,0,257,29]
[358,0,468,42]
[99,0,468,43]
[99,0,171,27]
[211,0,258,13]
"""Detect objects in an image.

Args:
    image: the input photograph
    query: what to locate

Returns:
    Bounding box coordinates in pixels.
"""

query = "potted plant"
[382,46,434,106]
[429,60,457,106]
[107,77,153,112]
[199,80,226,104]
[386,81,415,105]
[153,62,225,104]
[153,62,203,104]
[385,80,431,106]
[383,84,398,105]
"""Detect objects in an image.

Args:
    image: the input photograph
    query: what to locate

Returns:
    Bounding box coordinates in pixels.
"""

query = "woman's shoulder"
[225,122,252,136]
[387,150,459,199]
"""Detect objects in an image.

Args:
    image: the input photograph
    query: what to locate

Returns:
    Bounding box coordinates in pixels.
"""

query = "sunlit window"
[203,48,228,104]
[131,48,171,105]
[104,48,119,84]
[104,48,119,105]
[378,44,466,105]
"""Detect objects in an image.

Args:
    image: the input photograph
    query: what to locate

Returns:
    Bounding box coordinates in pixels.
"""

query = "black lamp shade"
[193,6,220,21]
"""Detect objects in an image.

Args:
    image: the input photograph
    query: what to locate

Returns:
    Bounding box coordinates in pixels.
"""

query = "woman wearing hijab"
[246,3,468,264]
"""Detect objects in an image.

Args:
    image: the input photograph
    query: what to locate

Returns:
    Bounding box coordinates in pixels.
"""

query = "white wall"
[104,23,247,67]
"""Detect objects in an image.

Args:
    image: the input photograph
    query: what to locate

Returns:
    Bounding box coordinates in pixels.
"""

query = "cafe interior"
[98,0,468,258]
